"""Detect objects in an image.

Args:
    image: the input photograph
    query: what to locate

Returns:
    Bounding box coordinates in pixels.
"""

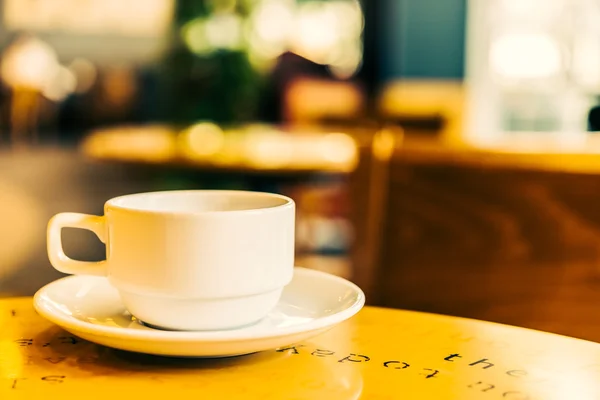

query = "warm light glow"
[285,79,365,122]
[180,122,226,157]
[83,125,360,172]
[245,133,293,168]
[252,0,294,46]
[205,13,243,50]
[372,129,398,161]
[3,0,175,37]
[68,58,97,94]
[331,0,364,36]
[327,41,363,79]
[318,133,357,164]
[82,126,177,162]
[248,0,363,77]
[291,2,341,64]
[247,0,295,66]
[490,33,562,80]
[42,66,77,101]
[0,37,58,90]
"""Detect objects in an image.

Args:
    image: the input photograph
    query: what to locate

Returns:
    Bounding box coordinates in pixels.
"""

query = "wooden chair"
[348,126,403,303]
[350,141,600,342]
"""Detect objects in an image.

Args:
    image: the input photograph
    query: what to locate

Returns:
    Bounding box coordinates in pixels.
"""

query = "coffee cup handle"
[47,212,108,276]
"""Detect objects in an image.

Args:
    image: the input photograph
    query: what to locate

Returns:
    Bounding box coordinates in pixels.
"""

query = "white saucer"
[33,267,365,357]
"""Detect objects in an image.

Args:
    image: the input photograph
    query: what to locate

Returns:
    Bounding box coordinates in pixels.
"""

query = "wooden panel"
[367,159,600,342]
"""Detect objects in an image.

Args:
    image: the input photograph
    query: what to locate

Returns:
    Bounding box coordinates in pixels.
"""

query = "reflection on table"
[2,297,600,399]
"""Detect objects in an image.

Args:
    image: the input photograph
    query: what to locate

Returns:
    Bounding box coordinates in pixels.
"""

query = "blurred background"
[4,0,600,342]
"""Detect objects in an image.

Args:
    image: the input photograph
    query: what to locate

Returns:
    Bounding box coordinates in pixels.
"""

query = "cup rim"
[105,190,294,216]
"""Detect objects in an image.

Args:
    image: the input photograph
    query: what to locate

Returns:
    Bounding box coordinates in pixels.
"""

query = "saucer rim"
[33,267,365,342]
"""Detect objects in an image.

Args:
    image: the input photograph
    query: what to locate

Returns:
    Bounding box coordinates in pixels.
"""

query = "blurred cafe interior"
[3,0,600,342]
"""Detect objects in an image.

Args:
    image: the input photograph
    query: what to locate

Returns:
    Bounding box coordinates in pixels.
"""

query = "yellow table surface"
[1,298,600,400]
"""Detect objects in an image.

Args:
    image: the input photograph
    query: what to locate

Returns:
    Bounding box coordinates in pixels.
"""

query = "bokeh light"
[490,33,562,81]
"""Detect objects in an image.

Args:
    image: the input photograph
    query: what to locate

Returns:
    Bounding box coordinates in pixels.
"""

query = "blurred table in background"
[80,123,363,174]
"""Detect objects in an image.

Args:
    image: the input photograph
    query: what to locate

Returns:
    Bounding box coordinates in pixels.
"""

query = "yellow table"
[1,298,600,399]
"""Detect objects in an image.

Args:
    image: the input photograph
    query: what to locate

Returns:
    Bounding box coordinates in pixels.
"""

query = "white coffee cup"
[47,190,295,331]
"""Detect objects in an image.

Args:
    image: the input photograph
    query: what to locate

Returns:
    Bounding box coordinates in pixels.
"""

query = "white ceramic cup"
[47,190,295,331]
